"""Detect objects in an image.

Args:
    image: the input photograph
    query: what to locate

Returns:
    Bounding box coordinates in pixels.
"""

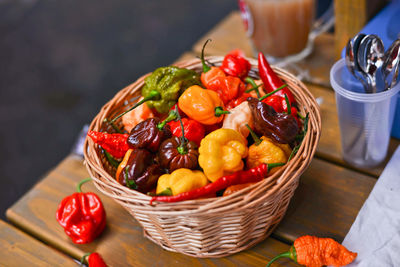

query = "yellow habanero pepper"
[198,128,248,182]
[246,125,291,173]
[178,85,229,125]
[156,168,209,196]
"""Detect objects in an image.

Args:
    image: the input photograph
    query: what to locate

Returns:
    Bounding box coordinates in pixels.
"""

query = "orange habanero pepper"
[178,85,229,125]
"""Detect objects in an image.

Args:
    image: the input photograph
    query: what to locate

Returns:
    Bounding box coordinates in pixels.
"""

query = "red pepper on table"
[220,49,251,79]
[87,131,129,159]
[56,178,106,244]
[81,252,108,267]
[258,52,296,104]
[168,118,205,146]
[150,162,284,204]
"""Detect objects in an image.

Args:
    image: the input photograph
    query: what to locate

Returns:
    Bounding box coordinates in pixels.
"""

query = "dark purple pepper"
[127,118,172,152]
[247,97,299,144]
[117,149,162,193]
[158,136,199,172]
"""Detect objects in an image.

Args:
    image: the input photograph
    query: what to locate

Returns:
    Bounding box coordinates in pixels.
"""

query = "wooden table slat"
[7,156,298,267]
[0,220,77,267]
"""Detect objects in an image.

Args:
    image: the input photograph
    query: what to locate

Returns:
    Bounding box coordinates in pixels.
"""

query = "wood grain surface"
[0,220,77,267]
[7,156,298,267]
[7,153,377,266]
[275,158,375,243]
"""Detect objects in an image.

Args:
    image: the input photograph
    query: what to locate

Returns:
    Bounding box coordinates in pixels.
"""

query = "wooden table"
[5,12,400,266]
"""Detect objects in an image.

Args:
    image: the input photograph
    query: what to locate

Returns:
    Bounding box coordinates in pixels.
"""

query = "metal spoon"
[357,34,385,93]
[381,38,400,90]
[345,33,369,92]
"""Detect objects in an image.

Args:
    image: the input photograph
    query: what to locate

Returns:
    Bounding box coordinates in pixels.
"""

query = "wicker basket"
[83,56,321,258]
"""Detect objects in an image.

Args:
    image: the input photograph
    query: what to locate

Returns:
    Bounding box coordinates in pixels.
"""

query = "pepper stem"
[284,94,291,114]
[214,106,230,117]
[201,39,212,73]
[266,162,286,171]
[175,105,188,155]
[157,109,178,130]
[157,187,173,196]
[244,77,261,98]
[259,84,288,101]
[245,124,261,146]
[103,150,120,168]
[110,90,160,123]
[80,252,91,266]
[76,178,92,193]
[266,251,292,267]
[103,118,123,134]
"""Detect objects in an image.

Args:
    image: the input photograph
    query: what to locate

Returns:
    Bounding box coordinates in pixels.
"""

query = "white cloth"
[342,146,400,266]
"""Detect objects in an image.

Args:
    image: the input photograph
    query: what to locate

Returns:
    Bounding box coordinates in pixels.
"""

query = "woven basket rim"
[83,56,321,216]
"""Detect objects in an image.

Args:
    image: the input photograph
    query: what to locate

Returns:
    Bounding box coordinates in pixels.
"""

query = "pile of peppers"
[87,43,310,203]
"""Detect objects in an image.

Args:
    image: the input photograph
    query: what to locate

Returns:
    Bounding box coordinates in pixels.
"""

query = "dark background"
[0,0,331,219]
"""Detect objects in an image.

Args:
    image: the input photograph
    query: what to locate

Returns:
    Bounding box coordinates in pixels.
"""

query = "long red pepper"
[150,162,284,204]
[258,52,296,104]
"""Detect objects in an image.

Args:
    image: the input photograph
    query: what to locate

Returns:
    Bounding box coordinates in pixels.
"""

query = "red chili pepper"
[150,162,284,204]
[258,52,296,104]
[220,49,251,79]
[87,131,130,159]
[56,178,106,244]
[81,252,108,267]
[168,118,205,146]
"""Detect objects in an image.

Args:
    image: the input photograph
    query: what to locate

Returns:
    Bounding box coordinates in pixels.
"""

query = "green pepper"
[141,66,201,114]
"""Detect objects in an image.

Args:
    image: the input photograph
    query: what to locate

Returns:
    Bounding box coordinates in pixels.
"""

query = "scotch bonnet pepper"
[178,85,230,125]
[56,178,106,244]
[266,235,357,267]
[116,148,162,193]
[121,98,154,132]
[156,168,208,196]
[246,125,292,172]
[168,118,205,146]
[141,66,201,114]
[158,136,199,172]
[127,117,172,152]
[199,40,246,105]
[222,101,253,138]
[198,128,248,182]
[220,49,251,79]
[247,97,299,144]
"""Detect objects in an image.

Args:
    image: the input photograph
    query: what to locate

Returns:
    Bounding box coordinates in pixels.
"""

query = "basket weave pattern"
[84,57,321,258]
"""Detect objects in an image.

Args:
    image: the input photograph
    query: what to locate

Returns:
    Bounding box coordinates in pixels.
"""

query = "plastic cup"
[330,59,400,168]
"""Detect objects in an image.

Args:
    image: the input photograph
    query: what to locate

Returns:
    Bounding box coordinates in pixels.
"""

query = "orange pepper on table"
[266,235,357,267]
[178,85,229,125]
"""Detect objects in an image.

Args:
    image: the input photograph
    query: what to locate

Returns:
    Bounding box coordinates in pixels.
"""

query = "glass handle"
[309,1,335,41]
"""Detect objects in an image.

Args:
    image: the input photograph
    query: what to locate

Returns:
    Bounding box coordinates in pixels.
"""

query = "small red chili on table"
[81,252,108,267]
[56,178,106,244]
